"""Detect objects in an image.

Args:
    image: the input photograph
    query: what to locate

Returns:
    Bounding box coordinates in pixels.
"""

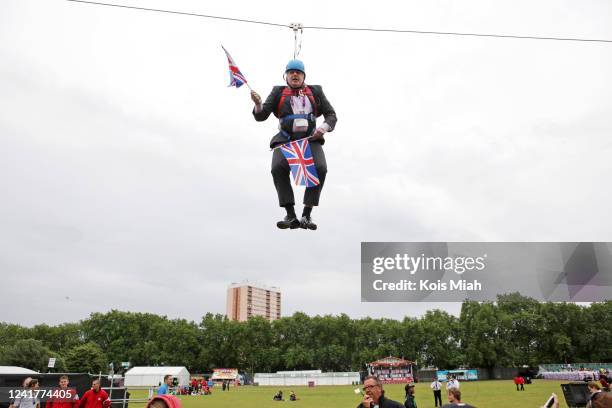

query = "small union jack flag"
[221,45,248,88]
[280,139,320,187]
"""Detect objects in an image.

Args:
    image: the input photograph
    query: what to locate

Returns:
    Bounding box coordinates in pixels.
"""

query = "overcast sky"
[1,0,611,327]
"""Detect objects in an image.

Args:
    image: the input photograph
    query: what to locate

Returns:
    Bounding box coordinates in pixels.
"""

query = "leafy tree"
[32,323,84,352]
[1,339,65,372]
[418,310,462,368]
[1,300,610,373]
[284,345,312,369]
[460,301,511,368]
[64,342,108,373]
[0,323,32,348]
[198,313,243,371]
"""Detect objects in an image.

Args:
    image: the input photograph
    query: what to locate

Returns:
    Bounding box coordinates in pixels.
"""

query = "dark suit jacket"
[357,395,405,408]
[253,85,337,148]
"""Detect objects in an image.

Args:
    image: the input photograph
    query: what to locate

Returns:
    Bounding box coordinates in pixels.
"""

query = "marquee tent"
[368,356,416,384]
[0,366,38,374]
[124,366,190,387]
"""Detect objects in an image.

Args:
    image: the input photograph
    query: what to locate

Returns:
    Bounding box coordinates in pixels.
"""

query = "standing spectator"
[78,379,110,408]
[157,376,173,396]
[586,381,612,408]
[404,383,411,398]
[446,377,460,391]
[404,384,417,408]
[222,381,226,392]
[47,375,79,408]
[600,376,610,392]
[514,376,521,391]
[518,376,525,391]
[441,389,476,408]
[9,378,33,408]
[431,377,443,407]
[13,379,40,408]
[356,376,404,408]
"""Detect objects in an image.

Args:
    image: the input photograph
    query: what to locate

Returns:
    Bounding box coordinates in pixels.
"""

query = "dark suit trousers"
[271,141,327,207]
[433,390,442,406]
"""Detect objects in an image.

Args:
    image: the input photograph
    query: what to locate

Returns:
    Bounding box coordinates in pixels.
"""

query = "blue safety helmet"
[285,59,305,75]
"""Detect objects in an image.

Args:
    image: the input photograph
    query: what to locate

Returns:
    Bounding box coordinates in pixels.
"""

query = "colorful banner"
[211,368,238,380]
[437,369,479,381]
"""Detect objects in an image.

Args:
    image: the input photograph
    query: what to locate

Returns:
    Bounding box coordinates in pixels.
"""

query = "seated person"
[289,391,297,401]
[273,391,284,401]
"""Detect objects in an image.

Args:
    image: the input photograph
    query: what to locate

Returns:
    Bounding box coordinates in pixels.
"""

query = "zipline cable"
[65,0,612,44]
[65,0,289,28]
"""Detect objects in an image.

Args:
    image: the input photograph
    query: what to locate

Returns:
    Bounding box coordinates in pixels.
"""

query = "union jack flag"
[221,45,248,88]
[279,139,320,187]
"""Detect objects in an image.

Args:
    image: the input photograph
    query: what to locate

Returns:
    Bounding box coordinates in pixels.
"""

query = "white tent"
[0,366,38,374]
[124,366,190,387]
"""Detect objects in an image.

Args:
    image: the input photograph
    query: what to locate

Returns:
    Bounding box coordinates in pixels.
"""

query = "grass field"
[126,380,571,408]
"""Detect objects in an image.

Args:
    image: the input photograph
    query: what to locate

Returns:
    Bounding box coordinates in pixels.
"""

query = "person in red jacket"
[79,379,110,408]
[513,376,521,391]
[47,375,79,408]
[518,376,525,391]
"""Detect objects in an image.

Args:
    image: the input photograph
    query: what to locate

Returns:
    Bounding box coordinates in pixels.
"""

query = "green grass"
[126,381,570,408]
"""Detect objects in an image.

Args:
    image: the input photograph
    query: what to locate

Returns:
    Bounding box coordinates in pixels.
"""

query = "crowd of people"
[8,376,110,408]
[8,370,612,408]
[354,373,612,408]
[157,374,218,396]
[145,371,612,408]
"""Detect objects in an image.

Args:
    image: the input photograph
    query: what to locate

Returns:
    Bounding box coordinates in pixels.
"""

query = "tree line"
[1,294,610,374]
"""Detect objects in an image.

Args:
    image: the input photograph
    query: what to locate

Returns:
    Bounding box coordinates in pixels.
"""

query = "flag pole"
[270,134,316,151]
[221,44,252,91]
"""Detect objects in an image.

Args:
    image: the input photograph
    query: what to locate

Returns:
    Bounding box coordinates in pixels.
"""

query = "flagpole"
[270,134,316,151]
[221,44,252,91]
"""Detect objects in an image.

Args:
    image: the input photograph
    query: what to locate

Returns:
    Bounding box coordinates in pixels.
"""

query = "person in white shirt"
[446,377,460,391]
[431,377,443,407]
[13,379,40,408]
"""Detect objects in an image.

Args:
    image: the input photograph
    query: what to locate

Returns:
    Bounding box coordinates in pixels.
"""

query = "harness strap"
[279,113,315,124]
[277,86,317,117]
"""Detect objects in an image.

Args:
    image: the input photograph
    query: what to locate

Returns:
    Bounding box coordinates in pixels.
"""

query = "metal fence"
[98,374,154,408]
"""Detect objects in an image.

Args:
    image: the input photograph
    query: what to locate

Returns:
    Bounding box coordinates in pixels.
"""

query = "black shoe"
[277,215,300,229]
[299,216,317,230]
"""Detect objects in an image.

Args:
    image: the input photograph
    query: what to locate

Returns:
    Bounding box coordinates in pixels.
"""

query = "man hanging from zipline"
[250,59,337,230]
